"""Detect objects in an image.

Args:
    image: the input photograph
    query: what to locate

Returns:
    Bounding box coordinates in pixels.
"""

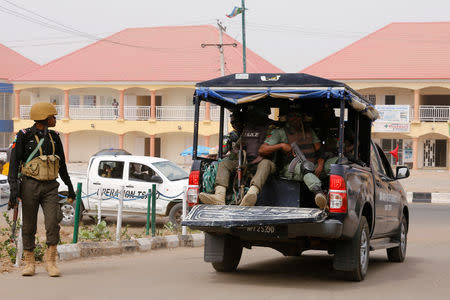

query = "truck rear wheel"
[168,202,183,226]
[333,216,370,281]
[211,237,243,272]
[387,216,407,262]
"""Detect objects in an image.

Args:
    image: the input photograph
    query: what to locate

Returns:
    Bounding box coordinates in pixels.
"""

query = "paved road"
[1,203,450,300]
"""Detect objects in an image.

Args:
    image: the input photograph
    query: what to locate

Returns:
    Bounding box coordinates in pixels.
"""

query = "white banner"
[373,105,410,132]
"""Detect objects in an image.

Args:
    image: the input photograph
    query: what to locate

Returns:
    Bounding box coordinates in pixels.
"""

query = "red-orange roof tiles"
[301,22,450,80]
[14,25,282,82]
[0,43,39,80]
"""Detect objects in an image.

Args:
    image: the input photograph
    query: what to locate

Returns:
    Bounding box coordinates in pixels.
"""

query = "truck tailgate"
[182,205,328,228]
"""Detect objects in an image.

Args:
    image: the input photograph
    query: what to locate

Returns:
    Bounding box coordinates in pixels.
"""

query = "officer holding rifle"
[8,102,76,277]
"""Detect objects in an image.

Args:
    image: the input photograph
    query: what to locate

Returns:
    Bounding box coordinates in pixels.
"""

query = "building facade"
[11,25,282,166]
[303,22,450,170]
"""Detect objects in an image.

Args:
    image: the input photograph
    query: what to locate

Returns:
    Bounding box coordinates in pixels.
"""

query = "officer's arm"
[53,133,75,195]
[314,142,325,176]
[7,132,25,184]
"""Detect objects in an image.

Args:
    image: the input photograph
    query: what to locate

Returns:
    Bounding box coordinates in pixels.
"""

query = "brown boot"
[198,186,226,205]
[45,245,60,277]
[240,185,259,206]
[22,250,35,276]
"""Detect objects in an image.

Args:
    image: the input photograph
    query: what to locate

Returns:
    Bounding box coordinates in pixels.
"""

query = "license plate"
[233,225,286,238]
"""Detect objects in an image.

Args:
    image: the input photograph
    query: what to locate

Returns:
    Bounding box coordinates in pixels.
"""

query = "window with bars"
[381,138,403,165]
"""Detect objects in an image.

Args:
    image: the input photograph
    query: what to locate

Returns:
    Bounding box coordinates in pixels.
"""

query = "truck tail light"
[187,170,200,206]
[329,174,347,213]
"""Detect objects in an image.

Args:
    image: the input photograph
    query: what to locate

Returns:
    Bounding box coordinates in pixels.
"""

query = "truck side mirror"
[396,166,410,180]
[149,175,163,184]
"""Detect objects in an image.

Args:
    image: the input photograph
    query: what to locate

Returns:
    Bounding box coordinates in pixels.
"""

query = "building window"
[381,138,403,166]
[69,95,80,106]
[49,95,62,105]
[385,95,395,105]
[84,95,96,107]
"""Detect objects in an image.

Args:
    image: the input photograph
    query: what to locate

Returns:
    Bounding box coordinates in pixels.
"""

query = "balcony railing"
[419,105,450,122]
[19,105,221,121]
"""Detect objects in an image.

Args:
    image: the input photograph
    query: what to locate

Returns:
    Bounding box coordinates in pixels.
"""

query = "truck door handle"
[126,185,134,188]
[93,182,101,185]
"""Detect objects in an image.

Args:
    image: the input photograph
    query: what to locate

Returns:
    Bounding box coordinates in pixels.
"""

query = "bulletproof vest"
[284,127,317,164]
[21,133,60,181]
[241,123,268,163]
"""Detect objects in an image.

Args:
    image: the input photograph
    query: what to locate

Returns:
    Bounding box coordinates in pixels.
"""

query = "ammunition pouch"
[21,154,60,181]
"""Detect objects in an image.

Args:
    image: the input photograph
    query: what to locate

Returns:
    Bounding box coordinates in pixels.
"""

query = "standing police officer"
[8,102,76,277]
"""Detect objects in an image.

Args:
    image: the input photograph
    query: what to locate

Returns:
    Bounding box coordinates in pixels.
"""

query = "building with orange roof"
[11,25,282,165]
[302,22,450,170]
[0,43,39,148]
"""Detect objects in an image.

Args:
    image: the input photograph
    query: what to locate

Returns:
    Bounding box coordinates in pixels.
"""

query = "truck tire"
[387,216,407,262]
[212,237,243,272]
[59,192,84,226]
[168,202,183,226]
[334,216,370,281]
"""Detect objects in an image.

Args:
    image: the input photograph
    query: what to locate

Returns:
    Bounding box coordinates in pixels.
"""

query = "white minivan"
[59,155,189,226]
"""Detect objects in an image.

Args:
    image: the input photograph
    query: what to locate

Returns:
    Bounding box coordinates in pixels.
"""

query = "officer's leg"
[241,159,276,206]
[199,159,238,205]
[21,177,40,251]
[303,172,328,210]
[41,180,61,277]
[20,177,40,276]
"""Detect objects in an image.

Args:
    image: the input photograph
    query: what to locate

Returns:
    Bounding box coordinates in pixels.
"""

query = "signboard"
[403,139,413,163]
[373,105,410,133]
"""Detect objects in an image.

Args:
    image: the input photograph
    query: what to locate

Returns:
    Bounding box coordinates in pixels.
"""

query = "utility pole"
[241,0,247,73]
[201,20,237,76]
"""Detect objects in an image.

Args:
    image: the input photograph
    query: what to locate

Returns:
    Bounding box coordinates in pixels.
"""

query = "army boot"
[311,187,328,210]
[22,250,36,276]
[240,185,259,206]
[198,186,226,205]
[45,245,60,277]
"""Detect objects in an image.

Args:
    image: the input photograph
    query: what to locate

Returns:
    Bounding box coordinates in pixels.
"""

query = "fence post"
[146,188,151,236]
[182,186,187,236]
[14,201,23,267]
[115,186,124,241]
[97,188,102,225]
[72,182,82,244]
[151,184,156,237]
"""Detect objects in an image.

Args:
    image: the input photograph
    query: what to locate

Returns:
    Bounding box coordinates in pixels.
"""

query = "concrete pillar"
[119,134,124,149]
[119,90,125,120]
[150,135,155,157]
[205,103,211,121]
[412,137,419,170]
[414,89,420,121]
[150,90,156,120]
[64,133,70,163]
[204,135,210,147]
[64,90,70,119]
[14,90,21,119]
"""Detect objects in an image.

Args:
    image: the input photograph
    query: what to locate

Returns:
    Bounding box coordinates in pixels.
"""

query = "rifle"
[288,142,316,174]
[10,204,18,242]
[236,142,244,204]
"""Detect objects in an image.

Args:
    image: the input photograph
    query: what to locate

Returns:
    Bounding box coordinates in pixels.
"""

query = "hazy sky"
[1,0,450,72]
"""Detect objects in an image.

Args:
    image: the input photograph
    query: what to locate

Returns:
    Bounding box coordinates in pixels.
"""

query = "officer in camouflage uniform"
[8,102,76,277]
[199,104,276,206]
[259,109,328,210]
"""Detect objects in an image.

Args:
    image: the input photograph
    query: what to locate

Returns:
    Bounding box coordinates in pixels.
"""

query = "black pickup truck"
[182,73,410,281]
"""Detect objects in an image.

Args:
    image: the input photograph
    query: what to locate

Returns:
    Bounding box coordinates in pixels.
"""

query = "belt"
[22,175,57,183]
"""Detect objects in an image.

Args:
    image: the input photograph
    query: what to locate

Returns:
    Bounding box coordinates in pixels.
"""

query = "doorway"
[145,137,161,157]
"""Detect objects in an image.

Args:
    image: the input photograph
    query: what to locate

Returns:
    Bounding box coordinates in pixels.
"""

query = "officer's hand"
[281,143,292,153]
[68,185,76,201]
[314,164,324,177]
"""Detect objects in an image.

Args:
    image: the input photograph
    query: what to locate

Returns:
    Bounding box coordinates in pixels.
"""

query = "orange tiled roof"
[301,22,450,80]
[13,25,282,82]
[0,43,39,80]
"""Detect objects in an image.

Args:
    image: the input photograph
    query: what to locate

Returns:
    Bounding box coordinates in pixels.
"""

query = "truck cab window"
[375,144,395,179]
[98,161,124,179]
[129,162,155,182]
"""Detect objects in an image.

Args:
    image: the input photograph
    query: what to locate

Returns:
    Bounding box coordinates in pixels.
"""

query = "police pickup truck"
[59,155,188,226]
[182,73,410,281]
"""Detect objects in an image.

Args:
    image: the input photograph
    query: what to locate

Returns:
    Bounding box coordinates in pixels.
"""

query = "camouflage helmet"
[30,102,58,121]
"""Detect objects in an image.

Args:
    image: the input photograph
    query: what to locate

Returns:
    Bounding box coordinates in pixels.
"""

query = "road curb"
[57,233,205,261]
[407,192,450,204]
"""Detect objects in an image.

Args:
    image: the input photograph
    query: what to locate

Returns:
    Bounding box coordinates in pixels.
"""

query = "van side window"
[98,161,124,179]
[129,162,156,182]
[370,144,383,175]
